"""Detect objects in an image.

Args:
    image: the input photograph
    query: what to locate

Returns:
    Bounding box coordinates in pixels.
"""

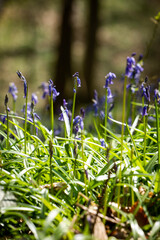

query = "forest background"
[0,0,160,120]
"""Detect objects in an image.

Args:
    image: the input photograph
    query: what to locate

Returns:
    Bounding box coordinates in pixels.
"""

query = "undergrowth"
[1,13,160,240]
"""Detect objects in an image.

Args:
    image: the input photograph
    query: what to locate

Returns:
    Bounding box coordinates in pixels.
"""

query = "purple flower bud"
[138,54,143,62]
[4,95,8,107]
[73,72,81,92]
[72,72,79,78]
[17,71,27,98]
[2,115,7,124]
[23,80,27,98]
[142,106,148,116]
[80,107,85,119]
[63,99,68,108]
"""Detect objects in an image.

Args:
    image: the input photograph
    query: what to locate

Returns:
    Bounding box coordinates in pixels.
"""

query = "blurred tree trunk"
[54,0,74,103]
[83,0,99,100]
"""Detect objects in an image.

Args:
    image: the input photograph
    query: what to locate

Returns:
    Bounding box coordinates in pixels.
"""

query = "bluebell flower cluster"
[140,82,150,102]
[73,109,85,136]
[8,83,18,102]
[73,115,84,135]
[40,79,59,101]
[17,70,27,98]
[140,77,150,117]
[104,72,116,89]
[22,94,40,123]
[73,72,81,93]
[125,53,143,82]
[48,79,60,101]
[104,72,115,102]
[58,99,71,122]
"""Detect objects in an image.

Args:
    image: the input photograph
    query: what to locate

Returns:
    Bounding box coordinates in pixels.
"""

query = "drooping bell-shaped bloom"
[8,83,18,102]
[140,80,150,103]
[31,93,38,105]
[142,106,148,116]
[104,72,116,88]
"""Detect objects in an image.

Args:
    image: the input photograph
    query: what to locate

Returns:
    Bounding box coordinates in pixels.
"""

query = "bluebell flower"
[154,89,160,104]
[107,87,113,99]
[92,90,99,116]
[138,54,143,62]
[58,99,70,122]
[58,109,69,122]
[52,87,60,101]
[125,56,136,78]
[22,103,40,123]
[125,53,143,82]
[48,79,53,96]
[48,79,60,101]
[17,70,27,98]
[100,138,106,148]
[142,106,148,116]
[73,115,84,135]
[100,110,105,120]
[73,72,81,92]
[31,93,38,105]
[2,115,7,124]
[2,107,10,124]
[8,83,18,101]
[133,63,144,81]
[63,99,68,108]
[140,82,150,102]
[104,72,116,88]
[40,82,49,99]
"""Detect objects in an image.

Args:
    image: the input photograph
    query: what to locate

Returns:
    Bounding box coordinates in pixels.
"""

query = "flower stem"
[49,139,53,194]
[118,75,127,210]
[50,92,54,139]
[70,90,77,137]
[142,97,147,166]
[24,87,28,154]
[104,88,108,142]
[6,107,9,150]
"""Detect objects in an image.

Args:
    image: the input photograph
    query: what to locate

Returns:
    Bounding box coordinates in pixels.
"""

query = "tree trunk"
[54,0,74,103]
[83,0,99,100]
